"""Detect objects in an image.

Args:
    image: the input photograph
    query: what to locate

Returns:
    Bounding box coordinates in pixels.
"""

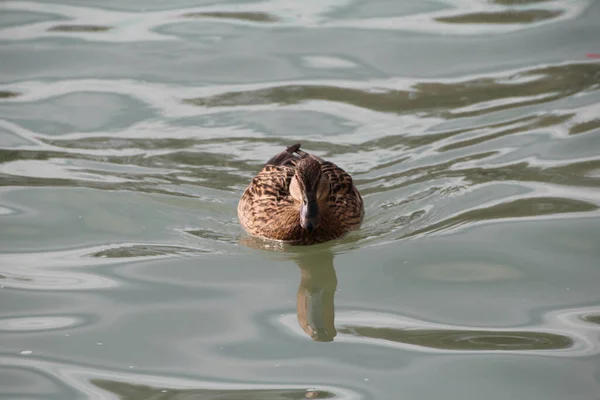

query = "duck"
[238,143,364,245]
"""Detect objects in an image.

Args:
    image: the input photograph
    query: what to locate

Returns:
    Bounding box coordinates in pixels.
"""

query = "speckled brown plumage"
[238,144,364,245]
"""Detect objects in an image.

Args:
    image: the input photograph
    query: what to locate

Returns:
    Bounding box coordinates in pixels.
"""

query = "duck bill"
[300,195,320,232]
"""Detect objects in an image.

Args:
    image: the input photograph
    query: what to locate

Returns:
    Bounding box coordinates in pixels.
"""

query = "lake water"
[1,0,600,399]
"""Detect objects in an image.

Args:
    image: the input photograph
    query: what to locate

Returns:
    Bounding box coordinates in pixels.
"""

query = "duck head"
[289,158,330,232]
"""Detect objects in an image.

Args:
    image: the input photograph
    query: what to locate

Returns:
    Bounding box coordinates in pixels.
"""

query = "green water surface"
[1,0,600,399]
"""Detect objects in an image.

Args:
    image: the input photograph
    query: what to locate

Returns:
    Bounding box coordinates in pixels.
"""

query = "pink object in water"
[586,53,600,58]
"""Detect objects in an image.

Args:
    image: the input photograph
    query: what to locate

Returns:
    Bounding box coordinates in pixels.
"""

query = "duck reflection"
[294,250,337,342]
[240,236,338,342]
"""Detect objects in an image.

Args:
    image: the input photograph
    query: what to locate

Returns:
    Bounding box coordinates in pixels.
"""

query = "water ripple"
[277,307,600,356]
[183,11,281,23]
[0,315,85,332]
[1,1,600,398]
[47,24,112,32]
[0,91,20,98]
[339,327,573,351]
[0,357,365,399]
[435,9,564,24]
[2,0,589,44]
[182,63,600,119]
[0,243,209,290]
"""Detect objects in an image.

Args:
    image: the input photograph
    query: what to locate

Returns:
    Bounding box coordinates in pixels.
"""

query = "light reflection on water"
[0,315,85,332]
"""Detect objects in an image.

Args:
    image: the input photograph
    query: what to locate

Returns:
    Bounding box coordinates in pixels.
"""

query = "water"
[1,0,600,399]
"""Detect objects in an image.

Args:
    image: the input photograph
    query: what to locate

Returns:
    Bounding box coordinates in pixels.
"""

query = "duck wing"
[245,164,294,203]
[238,161,296,239]
[321,161,364,228]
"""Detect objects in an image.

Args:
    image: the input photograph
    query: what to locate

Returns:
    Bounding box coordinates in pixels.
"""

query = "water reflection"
[89,244,207,258]
[491,0,555,4]
[294,251,338,342]
[401,196,599,239]
[1,0,599,398]
[240,236,597,352]
[338,326,572,351]
[92,379,337,400]
[435,10,563,24]
[1,354,359,400]
[581,314,600,326]
[182,11,280,23]
[329,306,600,356]
[570,119,600,135]
[240,237,338,342]
[0,91,20,98]
[183,63,600,119]
[0,315,85,332]
[47,25,112,32]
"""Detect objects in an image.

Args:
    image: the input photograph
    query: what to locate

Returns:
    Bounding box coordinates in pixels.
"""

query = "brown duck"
[238,144,364,245]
